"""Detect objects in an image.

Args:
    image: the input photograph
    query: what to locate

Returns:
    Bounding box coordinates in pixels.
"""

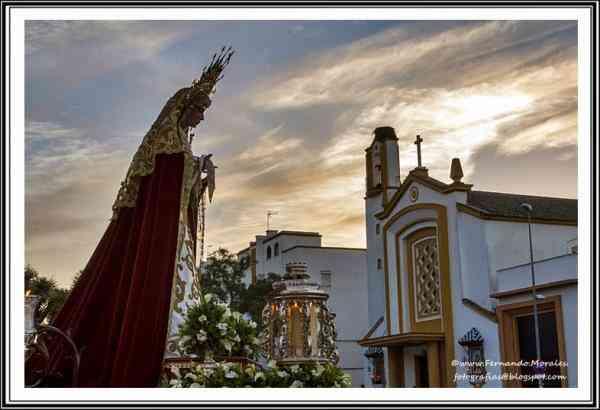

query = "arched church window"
[267,246,272,259]
[274,243,279,256]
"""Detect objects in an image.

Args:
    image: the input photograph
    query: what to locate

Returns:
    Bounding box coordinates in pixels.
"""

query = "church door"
[414,355,429,387]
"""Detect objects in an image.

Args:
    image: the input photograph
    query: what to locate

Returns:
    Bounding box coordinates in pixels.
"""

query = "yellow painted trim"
[376,173,471,220]
[394,218,437,334]
[382,203,456,386]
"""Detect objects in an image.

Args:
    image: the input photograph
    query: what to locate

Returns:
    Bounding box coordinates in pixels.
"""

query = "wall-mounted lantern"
[364,346,385,385]
[458,327,486,387]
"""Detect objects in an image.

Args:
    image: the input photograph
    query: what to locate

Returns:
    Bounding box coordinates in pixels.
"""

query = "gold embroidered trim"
[111,89,190,220]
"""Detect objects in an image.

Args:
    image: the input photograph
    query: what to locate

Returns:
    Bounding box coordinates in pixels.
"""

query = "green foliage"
[25,265,70,323]
[177,293,261,361]
[165,361,352,388]
[201,248,245,310]
[238,272,281,330]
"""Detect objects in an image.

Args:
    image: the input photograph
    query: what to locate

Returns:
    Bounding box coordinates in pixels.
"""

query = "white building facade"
[359,126,578,388]
[238,231,369,386]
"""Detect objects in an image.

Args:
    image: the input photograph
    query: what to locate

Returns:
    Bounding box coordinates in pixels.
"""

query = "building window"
[376,224,380,235]
[377,258,382,270]
[274,243,279,256]
[407,228,442,321]
[496,297,567,387]
[320,271,332,288]
[266,246,272,259]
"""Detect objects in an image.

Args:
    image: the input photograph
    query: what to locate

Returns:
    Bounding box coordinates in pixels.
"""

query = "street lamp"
[520,202,543,388]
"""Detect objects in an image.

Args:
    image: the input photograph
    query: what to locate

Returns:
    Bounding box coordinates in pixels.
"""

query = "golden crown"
[186,46,234,105]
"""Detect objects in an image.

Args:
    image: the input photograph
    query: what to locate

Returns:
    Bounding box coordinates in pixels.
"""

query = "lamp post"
[520,202,543,388]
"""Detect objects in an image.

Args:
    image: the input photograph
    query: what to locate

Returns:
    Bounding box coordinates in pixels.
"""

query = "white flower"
[232,311,242,321]
[290,380,304,388]
[311,365,324,377]
[198,315,207,322]
[233,334,241,343]
[222,340,233,352]
[204,293,214,303]
[223,307,232,318]
[289,365,300,374]
[225,370,238,379]
[249,321,257,329]
[217,323,228,332]
[254,371,265,381]
[277,370,288,378]
[203,368,214,377]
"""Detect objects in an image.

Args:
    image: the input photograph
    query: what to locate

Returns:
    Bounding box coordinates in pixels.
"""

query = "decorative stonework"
[409,186,419,202]
[412,236,441,320]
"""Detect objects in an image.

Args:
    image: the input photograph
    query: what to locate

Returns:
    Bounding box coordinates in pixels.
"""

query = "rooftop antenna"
[267,210,278,231]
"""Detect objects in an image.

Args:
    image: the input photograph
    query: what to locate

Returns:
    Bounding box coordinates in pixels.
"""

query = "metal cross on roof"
[415,134,423,168]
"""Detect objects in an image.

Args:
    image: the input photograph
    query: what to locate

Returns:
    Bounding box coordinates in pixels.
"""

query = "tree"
[200,248,245,311]
[238,272,281,331]
[25,265,69,324]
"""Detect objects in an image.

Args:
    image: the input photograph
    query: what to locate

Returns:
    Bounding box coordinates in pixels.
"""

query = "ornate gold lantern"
[261,262,339,365]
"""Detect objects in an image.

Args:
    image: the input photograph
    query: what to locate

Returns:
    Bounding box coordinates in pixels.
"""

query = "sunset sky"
[25,20,578,287]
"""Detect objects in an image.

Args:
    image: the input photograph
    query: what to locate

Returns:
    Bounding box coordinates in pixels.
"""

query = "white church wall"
[451,304,503,387]
[483,221,577,293]
[456,212,493,309]
[496,254,577,293]
[365,193,387,335]
[443,193,505,387]
[384,139,401,200]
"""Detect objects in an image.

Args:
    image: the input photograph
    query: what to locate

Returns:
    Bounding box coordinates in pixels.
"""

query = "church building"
[359,126,577,388]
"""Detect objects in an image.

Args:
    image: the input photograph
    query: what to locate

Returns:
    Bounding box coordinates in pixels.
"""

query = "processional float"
[25,47,233,387]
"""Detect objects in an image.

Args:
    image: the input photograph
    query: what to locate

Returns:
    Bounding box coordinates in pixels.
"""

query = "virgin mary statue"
[43,48,233,387]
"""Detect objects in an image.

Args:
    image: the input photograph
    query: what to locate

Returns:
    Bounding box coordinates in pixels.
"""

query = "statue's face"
[181,95,211,128]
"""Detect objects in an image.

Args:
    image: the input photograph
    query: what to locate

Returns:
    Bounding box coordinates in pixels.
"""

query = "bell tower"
[365,126,401,207]
[364,126,401,338]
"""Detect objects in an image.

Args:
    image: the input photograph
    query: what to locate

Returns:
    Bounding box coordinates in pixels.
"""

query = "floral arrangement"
[166,360,352,388]
[177,293,261,360]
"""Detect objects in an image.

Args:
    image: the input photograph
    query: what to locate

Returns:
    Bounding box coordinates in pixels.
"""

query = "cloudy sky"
[25,20,578,287]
